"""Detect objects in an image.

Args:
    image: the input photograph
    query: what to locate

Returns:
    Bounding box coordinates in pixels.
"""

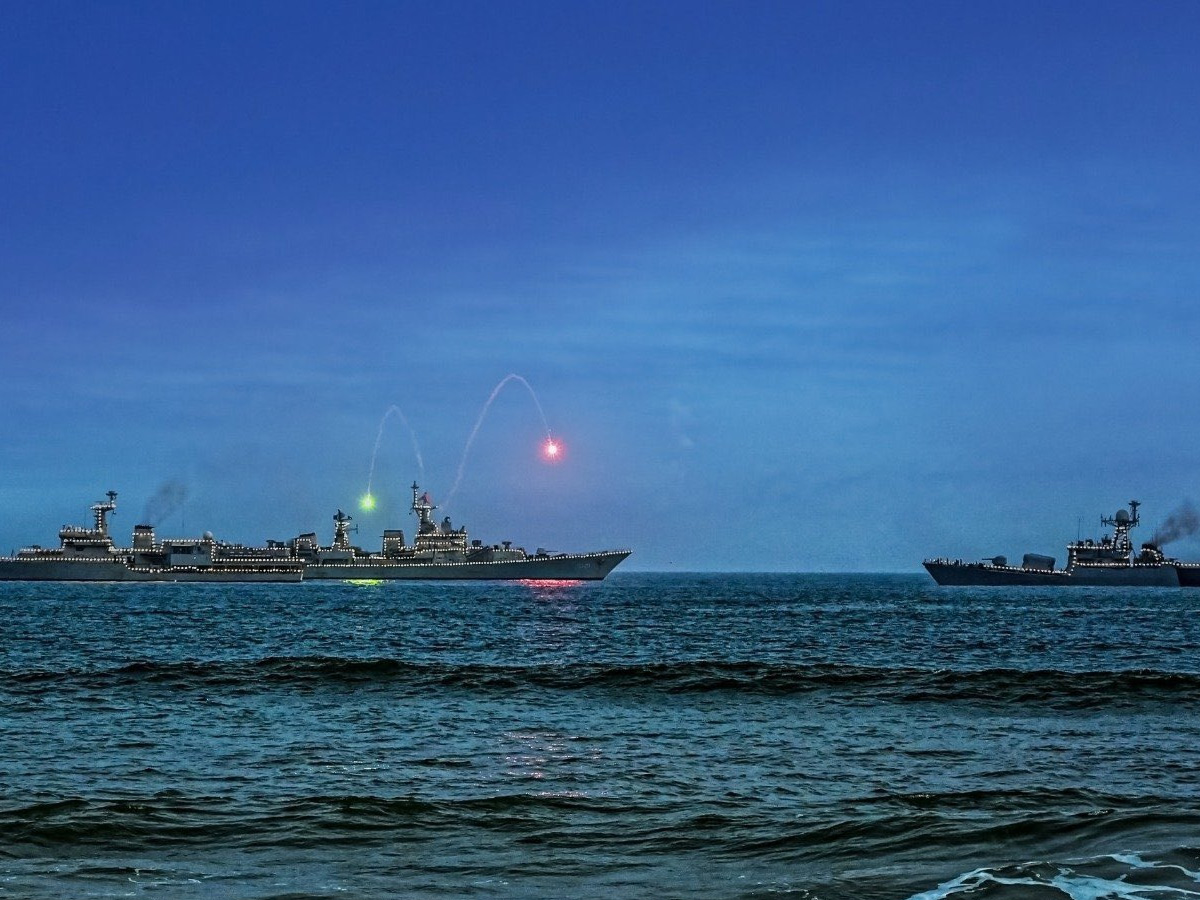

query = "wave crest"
[5,658,1200,705]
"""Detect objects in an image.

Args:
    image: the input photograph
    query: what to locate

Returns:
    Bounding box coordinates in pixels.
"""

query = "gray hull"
[0,559,304,582]
[925,561,1179,587]
[302,550,631,581]
[1175,564,1200,587]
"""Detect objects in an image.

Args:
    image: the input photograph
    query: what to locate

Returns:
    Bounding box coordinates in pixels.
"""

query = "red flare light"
[542,438,562,462]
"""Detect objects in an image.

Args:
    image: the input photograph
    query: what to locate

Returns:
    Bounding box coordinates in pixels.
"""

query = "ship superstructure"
[0,492,304,581]
[924,500,1179,586]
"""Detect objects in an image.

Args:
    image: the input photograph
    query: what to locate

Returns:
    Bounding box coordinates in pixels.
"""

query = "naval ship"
[0,492,305,582]
[0,485,629,582]
[923,500,1181,586]
[287,482,630,580]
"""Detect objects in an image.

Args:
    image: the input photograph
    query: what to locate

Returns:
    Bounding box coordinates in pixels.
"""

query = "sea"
[2,573,1199,899]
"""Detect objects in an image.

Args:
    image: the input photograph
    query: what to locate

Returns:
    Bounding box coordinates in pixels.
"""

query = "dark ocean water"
[2,573,1199,899]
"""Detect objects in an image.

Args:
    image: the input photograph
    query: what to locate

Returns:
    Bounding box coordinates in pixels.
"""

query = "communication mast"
[411,482,436,533]
[1100,500,1141,555]
[332,509,357,549]
[91,491,118,535]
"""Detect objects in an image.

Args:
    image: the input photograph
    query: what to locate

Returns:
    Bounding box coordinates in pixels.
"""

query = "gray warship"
[924,500,1181,586]
[0,487,633,585]
[0,485,630,582]
[0,492,305,582]
[289,482,630,580]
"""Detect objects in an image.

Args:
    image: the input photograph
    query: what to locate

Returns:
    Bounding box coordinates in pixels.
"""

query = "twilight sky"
[3,1,1200,570]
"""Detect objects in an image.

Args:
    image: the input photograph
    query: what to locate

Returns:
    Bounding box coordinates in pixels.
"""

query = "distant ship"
[289,483,630,580]
[924,500,1185,586]
[0,485,630,582]
[0,492,305,582]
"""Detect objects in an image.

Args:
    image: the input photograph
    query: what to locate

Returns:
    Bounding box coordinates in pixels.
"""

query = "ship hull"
[0,552,628,582]
[924,561,1179,587]
[0,559,304,582]
[301,550,631,581]
[1174,564,1200,587]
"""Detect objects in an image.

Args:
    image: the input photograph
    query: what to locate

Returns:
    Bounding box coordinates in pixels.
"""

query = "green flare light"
[360,493,376,511]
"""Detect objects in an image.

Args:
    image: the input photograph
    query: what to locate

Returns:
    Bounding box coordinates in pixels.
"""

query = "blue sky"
[3,1,1200,570]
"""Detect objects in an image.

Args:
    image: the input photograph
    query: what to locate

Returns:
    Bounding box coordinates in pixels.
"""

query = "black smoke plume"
[1152,501,1200,546]
[142,481,188,526]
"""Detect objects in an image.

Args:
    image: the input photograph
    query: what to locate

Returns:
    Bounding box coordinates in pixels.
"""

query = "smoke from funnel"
[1152,501,1200,546]
[142,481,188,526]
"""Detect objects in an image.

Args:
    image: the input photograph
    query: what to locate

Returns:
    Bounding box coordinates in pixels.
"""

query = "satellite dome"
[1115,509,1130,523]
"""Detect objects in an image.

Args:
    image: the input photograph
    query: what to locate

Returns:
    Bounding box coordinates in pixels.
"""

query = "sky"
[3,1,1200,571]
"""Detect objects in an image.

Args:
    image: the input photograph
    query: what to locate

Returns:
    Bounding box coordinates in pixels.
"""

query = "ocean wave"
[907,848,1200,900]
[5,657,1200,705]
[6,791,1199,858]
[1,791,644,850]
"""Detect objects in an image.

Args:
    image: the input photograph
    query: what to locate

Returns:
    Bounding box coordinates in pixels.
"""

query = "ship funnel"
[132,524,155,550]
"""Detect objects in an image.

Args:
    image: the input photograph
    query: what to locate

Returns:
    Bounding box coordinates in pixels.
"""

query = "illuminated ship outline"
[0,492,305,582]
[923,499,1198,586]
[0,484,630,582]
[287,482,630,580]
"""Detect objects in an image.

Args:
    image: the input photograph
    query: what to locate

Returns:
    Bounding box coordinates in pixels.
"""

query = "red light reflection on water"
[519,578,582,597]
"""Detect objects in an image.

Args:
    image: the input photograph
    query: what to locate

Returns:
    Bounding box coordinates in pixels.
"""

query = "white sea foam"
[907,852,1200,900]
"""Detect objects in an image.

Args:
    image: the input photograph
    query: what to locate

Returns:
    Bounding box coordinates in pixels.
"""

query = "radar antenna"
[332,508,358,549]
[1100,500,1141,556]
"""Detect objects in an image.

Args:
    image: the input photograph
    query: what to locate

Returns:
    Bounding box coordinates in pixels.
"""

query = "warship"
[0,485,630,582]
[0,492,305,582]
[924,500,1181,586]
[288,482,630,580]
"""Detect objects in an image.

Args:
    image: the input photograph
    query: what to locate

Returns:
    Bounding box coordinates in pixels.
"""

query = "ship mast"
[92,491,117,535]
[332,509,356,549]
[411,482,436,533]
[1100,499,1140,557]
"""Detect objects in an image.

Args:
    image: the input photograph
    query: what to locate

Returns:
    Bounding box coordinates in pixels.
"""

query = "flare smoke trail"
[366,406,425,497]
[142,481,188,526]
[1153,500,1200,546]
[445,374,552,511]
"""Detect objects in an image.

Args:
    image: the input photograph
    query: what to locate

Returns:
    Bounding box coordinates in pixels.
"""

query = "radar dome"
[203,530,214,539]
[1115,509,1130,523]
